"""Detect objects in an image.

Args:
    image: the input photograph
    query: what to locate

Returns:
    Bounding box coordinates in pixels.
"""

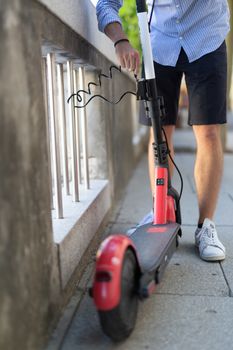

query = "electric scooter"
[89,0,182,341]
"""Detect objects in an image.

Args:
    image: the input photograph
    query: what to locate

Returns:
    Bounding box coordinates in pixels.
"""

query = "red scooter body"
[153,167,176,225]
[92,165,178,311]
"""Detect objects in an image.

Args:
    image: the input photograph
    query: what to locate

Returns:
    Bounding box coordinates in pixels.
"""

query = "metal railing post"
[42,57,54,209]
[57,63,70,195]
[67,60,79,201]
[78,67,90,189]
[47,53,63,218]
[73,69,82,184]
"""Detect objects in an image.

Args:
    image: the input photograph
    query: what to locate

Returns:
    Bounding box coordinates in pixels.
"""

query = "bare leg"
[148,125,175,194]
[192,125,223,224]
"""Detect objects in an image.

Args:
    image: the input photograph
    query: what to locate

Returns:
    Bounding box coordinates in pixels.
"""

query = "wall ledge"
[52,180,111,288]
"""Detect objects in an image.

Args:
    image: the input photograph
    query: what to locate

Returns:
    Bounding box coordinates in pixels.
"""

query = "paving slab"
[219,228,233,295]
[222,154,233,196]
[61,293,233,350]
[117,156,151,225]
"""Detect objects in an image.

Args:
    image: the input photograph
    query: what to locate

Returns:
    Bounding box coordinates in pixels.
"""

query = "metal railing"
[42,53,90,219]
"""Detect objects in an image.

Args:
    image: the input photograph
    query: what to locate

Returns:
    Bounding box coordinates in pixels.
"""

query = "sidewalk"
[47,129,233,350]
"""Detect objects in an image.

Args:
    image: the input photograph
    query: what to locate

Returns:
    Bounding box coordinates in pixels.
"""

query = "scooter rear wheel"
[98,248,139,341]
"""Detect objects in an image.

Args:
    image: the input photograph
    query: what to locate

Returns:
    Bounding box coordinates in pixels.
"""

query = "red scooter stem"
[153,167,168,224]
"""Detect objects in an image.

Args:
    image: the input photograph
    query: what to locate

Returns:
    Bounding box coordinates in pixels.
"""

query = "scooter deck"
[128,222,180,276]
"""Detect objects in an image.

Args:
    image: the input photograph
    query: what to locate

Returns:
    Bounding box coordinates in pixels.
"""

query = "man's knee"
[193,125,221,145]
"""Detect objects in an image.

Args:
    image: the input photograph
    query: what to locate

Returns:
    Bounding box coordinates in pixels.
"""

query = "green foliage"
[119,0,142,55]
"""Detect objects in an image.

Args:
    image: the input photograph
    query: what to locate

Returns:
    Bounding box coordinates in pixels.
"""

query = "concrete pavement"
[47,129,233,350]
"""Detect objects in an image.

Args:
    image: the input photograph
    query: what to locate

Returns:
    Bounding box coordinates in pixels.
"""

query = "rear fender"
[92,234,138,311]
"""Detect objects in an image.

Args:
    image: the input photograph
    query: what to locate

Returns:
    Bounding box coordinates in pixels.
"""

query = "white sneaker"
[127,210,153,236]
[195,218,225,261]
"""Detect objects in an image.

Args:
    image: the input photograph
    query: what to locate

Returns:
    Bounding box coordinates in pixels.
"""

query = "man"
[96,0,230,261]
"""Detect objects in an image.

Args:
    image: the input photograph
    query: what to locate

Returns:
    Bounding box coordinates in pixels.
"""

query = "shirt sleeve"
[96,0,123,32]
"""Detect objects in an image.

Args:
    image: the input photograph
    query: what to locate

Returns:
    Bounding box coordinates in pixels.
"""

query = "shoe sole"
[200,254,225,261]
[195,245,225,261]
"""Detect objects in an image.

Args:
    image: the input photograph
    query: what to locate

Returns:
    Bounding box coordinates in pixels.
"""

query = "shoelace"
[201,226,220,247]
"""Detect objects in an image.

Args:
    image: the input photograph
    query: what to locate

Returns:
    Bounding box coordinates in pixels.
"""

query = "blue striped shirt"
[96,0,230,66]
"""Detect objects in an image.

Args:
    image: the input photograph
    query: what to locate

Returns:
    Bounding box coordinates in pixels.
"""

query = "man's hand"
[115,41,140,75]
[104,22,140,75]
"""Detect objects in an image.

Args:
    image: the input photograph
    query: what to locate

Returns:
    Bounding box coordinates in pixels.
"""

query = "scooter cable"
[70,91,137,109]
[67,65,137,108]
[162,127,184,204]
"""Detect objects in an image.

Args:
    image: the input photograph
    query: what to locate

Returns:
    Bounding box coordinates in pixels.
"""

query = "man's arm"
[96,0,140,74]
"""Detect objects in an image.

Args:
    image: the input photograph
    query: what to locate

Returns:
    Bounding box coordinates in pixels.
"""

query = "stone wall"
[0,1,53,349]
[0,1,146,349]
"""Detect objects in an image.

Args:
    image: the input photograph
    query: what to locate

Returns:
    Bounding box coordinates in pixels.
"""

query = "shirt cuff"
[97,9,122,32]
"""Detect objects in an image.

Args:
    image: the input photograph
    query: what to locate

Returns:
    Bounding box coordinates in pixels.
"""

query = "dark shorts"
[139,41,227,126]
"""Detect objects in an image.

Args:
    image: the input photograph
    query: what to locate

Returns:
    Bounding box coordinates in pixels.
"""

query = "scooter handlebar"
[136,0,147,12]
[136,1,155,79]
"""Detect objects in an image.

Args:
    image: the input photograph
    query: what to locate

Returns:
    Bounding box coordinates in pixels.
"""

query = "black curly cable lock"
[67,65,137,109]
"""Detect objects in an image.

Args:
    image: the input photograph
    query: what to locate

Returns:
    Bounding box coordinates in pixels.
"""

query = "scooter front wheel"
[98,248,139,341]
